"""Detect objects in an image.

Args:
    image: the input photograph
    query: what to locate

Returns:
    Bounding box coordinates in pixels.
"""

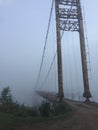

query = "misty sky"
[0,0,98,105]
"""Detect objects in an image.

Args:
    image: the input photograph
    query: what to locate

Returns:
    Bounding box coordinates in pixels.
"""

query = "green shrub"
[13,104,39,117]
[39,100,51,117]
[29,107,39,117]
[0,87,71,118]
[38,101,71,117]
[53,102,71,115]
[0,87,39,117]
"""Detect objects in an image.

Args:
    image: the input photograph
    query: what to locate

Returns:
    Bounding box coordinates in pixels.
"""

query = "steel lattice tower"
[55,0,92,101]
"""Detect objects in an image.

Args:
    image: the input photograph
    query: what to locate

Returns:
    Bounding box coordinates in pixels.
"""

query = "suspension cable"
[35,0,55,88]
[36,1,76,90]
[40,51,57,88]
[39,29,66,89]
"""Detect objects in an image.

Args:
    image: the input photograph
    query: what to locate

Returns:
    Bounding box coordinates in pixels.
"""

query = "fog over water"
[0,0,98,106]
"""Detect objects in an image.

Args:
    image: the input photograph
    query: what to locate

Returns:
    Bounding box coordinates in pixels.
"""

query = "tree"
[0,87,13,112]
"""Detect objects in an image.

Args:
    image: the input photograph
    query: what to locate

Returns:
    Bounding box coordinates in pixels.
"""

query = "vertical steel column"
[77,0,91,101]
[55,0,64,101]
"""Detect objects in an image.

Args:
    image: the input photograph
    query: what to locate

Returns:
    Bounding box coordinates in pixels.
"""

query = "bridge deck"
[36,90,98,108]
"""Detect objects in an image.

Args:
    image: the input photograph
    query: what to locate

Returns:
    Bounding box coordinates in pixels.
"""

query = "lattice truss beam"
[58,0,82,31]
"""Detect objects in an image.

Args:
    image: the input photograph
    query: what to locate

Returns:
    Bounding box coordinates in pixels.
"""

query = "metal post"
[77,0,92,101]
[55,0,64,101]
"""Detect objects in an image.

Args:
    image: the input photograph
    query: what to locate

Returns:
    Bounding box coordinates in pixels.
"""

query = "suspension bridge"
[35,0,92,103]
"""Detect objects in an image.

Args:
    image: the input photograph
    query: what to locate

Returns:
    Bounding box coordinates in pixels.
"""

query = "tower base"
[83,91,92,103]
[57,93,64,102]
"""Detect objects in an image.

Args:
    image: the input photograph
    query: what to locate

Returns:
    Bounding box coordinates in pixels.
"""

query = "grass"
[0,109,73,130]
[0,111,43,130]
[0,87,73,129]
[0,102,73,130]
[0,111,14,130]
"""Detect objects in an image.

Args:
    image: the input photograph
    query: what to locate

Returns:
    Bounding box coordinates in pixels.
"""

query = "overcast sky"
[0,0,98,105]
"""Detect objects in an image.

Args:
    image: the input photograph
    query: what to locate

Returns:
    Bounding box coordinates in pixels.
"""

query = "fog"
[0,0,98,106]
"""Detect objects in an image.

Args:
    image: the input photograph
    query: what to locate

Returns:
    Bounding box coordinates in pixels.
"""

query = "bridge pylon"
[55,0,92,102]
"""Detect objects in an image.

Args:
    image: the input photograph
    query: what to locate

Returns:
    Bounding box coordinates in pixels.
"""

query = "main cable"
[35,0,54,88]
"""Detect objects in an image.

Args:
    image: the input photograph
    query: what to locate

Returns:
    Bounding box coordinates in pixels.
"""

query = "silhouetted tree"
[0,86,13,112]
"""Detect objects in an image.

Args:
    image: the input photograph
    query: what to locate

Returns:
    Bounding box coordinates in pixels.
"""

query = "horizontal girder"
[57,0,82,32]
[59,0,77,6]
[60,20,79,31]
[59,8,78,19]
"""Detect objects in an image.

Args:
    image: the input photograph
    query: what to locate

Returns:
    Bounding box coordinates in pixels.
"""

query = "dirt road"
[17,100,98,130]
